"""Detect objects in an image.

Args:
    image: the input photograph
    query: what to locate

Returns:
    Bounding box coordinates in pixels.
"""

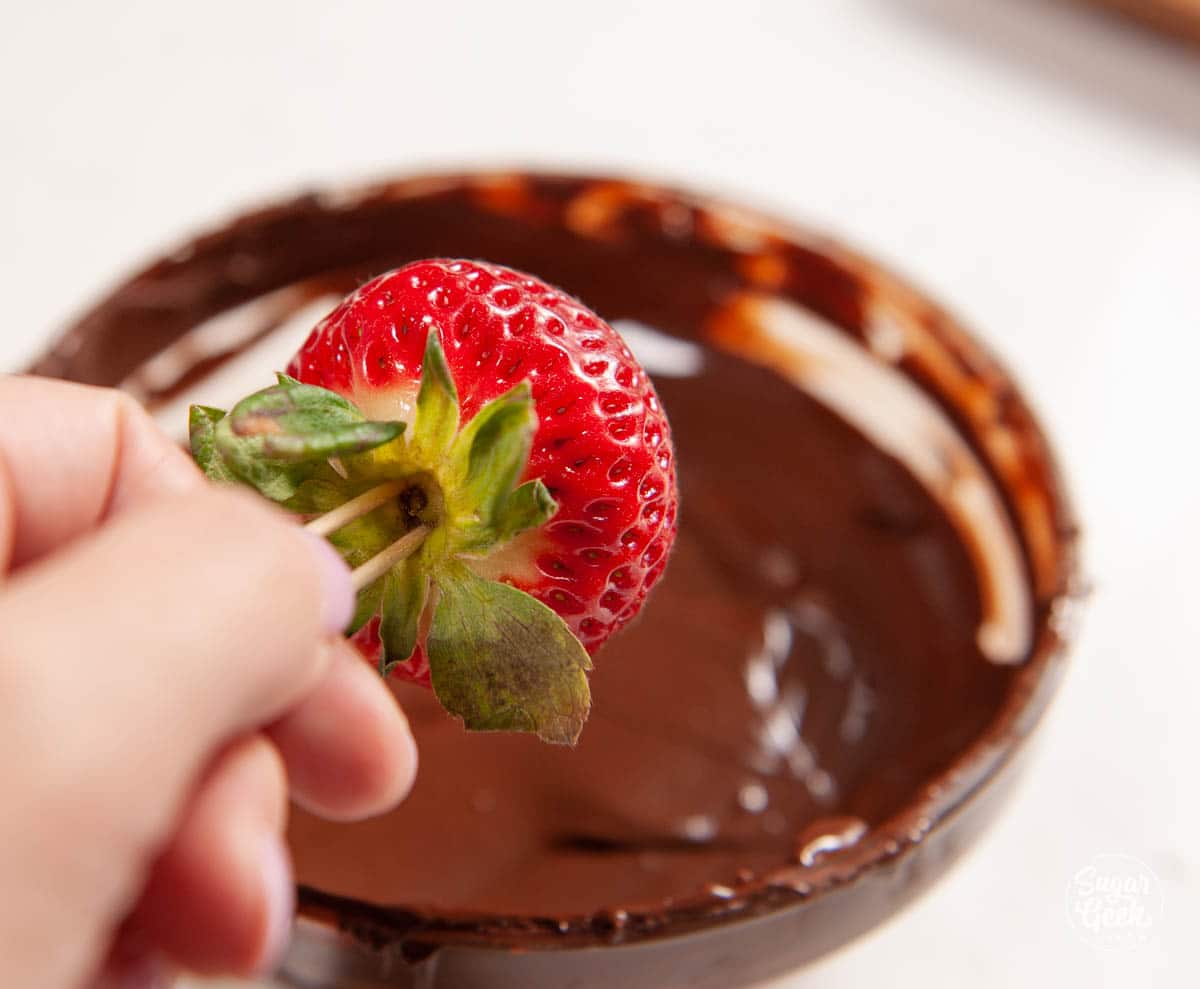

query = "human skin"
[0,375,419,987]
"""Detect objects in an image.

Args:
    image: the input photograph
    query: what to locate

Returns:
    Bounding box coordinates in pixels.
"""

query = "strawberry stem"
[305,480,405,537]
[350,525,430,591]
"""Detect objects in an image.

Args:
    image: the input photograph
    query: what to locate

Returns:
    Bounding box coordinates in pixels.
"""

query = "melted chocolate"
[289,343,1006,922]
[33,174,1078,976]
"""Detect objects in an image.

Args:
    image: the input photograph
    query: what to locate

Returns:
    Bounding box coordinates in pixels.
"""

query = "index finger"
[0,375,201,572]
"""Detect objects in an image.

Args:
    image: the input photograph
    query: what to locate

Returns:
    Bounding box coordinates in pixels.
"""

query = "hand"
[0,376,418,987]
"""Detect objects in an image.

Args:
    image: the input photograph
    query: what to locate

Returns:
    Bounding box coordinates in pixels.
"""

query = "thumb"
[0,486,354,988]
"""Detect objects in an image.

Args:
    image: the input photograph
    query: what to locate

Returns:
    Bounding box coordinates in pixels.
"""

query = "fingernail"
[302,531,356,634]
[255,834,296,976]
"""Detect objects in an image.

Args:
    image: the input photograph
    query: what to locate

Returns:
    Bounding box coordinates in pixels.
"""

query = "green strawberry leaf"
[448,382,536,523]
[410,330,459,461]
[219,379,406,465]
[189,405,239,484]
[379,558,430,675]
[283,477,351,515]
[452,478,558,555]
[348,577,384,637]
[190,401,335,502]
[494,479,558,543]
[427,565,592,745]
[205,379,406,502]
[213,445,310,502]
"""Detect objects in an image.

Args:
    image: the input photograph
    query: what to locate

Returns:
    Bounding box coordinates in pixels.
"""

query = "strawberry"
[189,259,677,744]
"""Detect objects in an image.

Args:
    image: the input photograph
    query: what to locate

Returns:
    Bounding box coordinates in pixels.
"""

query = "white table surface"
[3,2,1197,986]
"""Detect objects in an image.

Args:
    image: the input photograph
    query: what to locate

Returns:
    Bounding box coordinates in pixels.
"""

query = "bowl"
[32,172,1081,988]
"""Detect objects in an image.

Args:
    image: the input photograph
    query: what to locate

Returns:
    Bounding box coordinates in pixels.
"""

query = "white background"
[2,2,1197,986]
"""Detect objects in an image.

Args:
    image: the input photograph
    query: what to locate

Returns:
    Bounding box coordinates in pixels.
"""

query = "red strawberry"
[189,259,677,744]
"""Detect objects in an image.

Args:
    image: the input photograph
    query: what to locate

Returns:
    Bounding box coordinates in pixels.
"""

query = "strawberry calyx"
[189,330,592,745]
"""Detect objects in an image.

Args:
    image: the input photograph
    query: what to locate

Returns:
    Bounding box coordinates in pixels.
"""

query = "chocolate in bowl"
[32,173,1080,987]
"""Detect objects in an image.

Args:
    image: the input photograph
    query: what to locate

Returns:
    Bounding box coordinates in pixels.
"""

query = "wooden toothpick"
[350,526,430,591]
[304,481,404,538]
